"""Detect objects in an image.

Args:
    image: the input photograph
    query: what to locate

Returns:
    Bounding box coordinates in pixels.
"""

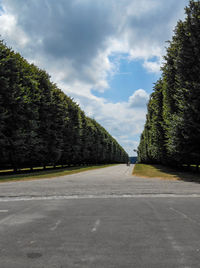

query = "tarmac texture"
[0,164,200,267]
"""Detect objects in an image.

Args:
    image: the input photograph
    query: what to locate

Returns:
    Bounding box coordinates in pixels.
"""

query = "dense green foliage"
[0,41,128,170]
[138,1,200,168]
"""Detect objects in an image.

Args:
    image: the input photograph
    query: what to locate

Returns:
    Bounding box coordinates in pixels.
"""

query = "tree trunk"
[196,165,199,172]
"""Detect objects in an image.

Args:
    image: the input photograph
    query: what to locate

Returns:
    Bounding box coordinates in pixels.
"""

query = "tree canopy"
[138,0,200,168]
[0,40,129,170]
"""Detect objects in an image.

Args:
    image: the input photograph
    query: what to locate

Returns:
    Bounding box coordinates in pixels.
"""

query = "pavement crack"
[169,207,200,226]
[50,220,61,231]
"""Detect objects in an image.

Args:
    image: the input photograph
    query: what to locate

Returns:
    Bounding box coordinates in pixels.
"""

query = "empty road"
[0,164,200,267]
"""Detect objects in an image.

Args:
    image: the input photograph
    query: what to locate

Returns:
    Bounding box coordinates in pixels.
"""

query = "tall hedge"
[138,0,200,168]
[0,41,128,170]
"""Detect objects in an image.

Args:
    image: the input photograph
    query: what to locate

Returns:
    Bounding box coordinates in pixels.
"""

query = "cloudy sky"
[0,0,189,155]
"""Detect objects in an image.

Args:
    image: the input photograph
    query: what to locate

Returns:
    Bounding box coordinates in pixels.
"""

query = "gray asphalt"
[1,164,200,267]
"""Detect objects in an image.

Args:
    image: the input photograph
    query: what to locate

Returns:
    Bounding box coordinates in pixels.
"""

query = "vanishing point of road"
[1,164,200,268]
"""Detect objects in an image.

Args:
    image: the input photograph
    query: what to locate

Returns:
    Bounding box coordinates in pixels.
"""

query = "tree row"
[0,40,129,171]
[138,0,200,169]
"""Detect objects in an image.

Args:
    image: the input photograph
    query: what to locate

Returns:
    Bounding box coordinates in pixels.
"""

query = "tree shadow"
[154,165,200,184]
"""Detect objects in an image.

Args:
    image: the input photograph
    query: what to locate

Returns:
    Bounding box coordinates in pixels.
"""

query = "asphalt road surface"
[0,164,200,268]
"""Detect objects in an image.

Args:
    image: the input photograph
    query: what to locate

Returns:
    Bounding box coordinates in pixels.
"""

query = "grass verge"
[0,164,116,183]
[133,163,200,182]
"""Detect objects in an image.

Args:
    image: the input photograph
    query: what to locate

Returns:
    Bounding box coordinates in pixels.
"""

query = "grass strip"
[133,163,200,182]
[0,164,116,183]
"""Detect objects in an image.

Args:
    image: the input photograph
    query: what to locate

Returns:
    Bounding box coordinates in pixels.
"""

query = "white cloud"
[129,89,149,108]
[0,12,29,48]
[143,60,161,73]
[68,88,148,155]
[0,0,189,155]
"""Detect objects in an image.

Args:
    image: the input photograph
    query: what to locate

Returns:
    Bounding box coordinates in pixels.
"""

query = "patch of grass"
[133,164,178,179]
[133,163,200,183]
[0,164,116,183]
[0,165,62,173]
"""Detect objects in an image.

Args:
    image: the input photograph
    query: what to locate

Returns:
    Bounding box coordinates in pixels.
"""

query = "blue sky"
[0,0,189,156]
[93,57,160,102]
